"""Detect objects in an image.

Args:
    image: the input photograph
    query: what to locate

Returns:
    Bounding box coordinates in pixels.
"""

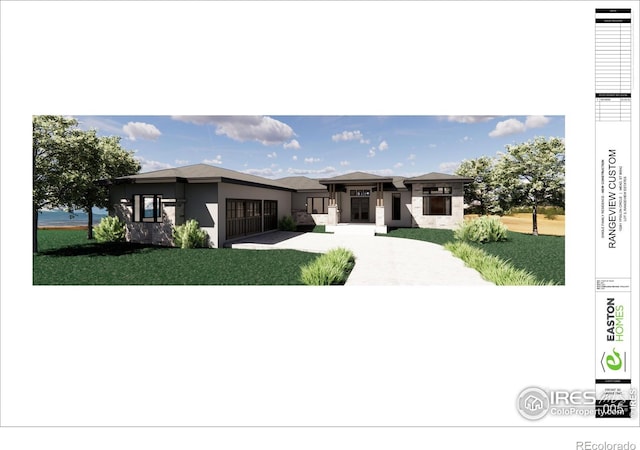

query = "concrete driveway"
[230,231,493,286]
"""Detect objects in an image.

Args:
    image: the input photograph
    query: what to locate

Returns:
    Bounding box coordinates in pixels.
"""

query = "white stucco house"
[105,164,472,247]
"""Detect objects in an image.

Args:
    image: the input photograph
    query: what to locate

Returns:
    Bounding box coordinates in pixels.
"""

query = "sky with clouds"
[75,115,564,179]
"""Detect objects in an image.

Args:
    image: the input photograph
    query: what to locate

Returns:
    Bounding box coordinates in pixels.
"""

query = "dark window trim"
[133,194,163,222]
[423,186,452,195]
[306,197,328,214]
[392,192,401,221]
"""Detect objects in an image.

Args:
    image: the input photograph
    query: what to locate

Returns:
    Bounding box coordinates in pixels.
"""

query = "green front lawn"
[384,228,565,285]
[33,230,319,285]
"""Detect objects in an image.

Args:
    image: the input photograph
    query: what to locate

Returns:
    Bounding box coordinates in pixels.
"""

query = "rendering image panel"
[33,115,565,286]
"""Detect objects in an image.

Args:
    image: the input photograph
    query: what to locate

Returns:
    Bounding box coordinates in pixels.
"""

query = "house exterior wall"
[184,183,219,247]
[218,182,292,247]
[110,181,291,248]
[291,191,329,226]
[383,190,412,228]
[339,185,375,223]
[109,182,181,246]
[410,182,465,229]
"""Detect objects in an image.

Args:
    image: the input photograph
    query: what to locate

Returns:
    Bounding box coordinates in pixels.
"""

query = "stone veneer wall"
[112,200,178,247]
[410,182,465,229]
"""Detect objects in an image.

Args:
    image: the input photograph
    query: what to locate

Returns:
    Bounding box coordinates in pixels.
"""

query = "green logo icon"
[605,348,622,370]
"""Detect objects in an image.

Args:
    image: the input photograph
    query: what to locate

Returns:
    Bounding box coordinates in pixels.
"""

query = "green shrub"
[172,219,208,248]
[454,216,508,244]
[94,216,126,243]
[444,241,555,286]
[300,247,355,285]
[278,215,297,231]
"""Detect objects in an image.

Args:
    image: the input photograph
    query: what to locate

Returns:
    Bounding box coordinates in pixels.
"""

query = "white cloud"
[304,157,321,163]
[429,144,437,148]
[123,122,162,141]
[136,156,173,173]
[287,166,337,176]
[172,115,295,145]
[525,115,550,128]
[460,136,472,142]
[446,116,495,123]
[340,160,350,166]
[203,155,222,165]
[378,140,389,151]
[175,159,190,165]
[283,139,301,150]
[407,154,416,160]
[367,148,376,158]
[292,155,298,161]
[267,152,277,159]
[488,118,526,137]
[243,167,284,178]
[439,161,461,174]
[332,130,368,144]
[394,162,403,169]
[489,116,550,137]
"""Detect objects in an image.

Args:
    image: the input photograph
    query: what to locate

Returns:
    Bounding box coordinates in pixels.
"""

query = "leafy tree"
[493,137,565,235]
[455,156,502,215]
[32,116,140,252]
[33,116,91,252]
[74,135,140,239]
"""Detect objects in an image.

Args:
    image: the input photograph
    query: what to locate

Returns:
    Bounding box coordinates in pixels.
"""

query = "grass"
[385,227,564,285]
[444,241,555,286]
[300,247,355,285]
[33,229,320,285]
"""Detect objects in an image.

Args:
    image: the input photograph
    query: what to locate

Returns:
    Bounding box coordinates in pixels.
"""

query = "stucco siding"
[109,182,180,246]
[383,190,412,228]
[291,191,329,225]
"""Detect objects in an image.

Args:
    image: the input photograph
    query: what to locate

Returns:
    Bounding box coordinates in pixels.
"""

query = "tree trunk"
[87,208,93,240]
[33,205,39,253]
[532,203,539,236]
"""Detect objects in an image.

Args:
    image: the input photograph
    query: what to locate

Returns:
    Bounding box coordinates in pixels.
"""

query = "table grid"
[595,12,632,122]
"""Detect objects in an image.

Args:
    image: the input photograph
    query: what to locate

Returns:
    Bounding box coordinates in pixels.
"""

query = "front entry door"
[351,197,370,222]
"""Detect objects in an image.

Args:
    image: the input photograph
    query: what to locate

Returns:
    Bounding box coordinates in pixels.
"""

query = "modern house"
[106,164,472,247]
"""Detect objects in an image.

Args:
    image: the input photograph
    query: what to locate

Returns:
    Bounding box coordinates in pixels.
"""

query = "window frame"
[133,194,163,222]
[392,192,401,221]
[422,186,452,216]
[306,197,328,214]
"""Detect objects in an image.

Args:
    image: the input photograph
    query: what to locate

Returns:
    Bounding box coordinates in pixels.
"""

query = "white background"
[1,1,639,448]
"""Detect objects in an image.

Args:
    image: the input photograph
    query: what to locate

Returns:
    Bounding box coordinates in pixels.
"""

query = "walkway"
[230,231,493,286]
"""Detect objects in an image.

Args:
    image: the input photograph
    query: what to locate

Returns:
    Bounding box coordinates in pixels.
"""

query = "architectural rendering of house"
[106,164,472,247]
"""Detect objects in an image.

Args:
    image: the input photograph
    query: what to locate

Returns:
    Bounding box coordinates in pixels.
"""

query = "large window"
[422,186,452,216]
[133,195,162,222]
[306,197,328,214]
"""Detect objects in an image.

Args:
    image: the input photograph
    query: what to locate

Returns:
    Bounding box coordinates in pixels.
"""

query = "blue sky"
[75,115,564,179]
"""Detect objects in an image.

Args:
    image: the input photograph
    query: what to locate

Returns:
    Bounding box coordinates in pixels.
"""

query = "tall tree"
[455,156,502,215]
[493,137,565,235]
[33,116,141,251]
[33,115,87,253]
[72,135,140,239]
